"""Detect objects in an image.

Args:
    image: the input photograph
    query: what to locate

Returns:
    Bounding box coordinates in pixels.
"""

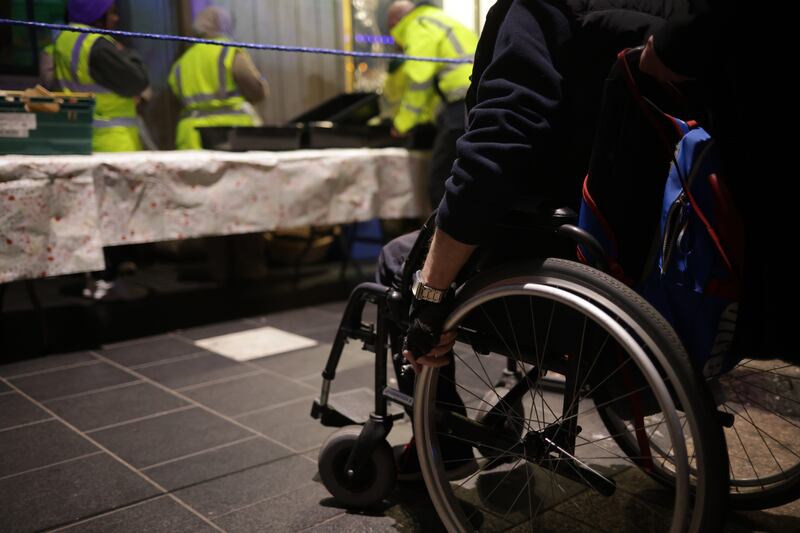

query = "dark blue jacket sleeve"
[436,0,567,244]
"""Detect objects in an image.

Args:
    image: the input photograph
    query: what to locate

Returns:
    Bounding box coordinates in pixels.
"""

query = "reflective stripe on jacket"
[54,24,140,152]
[390,6,477,134]
[168,39,253,150]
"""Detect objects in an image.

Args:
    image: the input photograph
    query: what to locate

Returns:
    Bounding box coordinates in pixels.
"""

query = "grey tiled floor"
[1,302,798,532]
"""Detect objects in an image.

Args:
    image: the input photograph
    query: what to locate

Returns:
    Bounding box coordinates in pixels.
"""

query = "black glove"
[403,292,455,360]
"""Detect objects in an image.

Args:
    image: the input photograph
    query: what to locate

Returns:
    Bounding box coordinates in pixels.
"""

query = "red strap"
[618,49,739,284]
[618,50,680,157]
[708,172,745,277]
[678,167,739,282]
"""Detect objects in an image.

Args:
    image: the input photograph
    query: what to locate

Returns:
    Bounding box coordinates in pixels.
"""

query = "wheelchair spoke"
[728,412,764,488]
[528,298,555,436]
[560,384,652,427]
[734,361,798,379]
[482,302,548,431]
[574,418,673,450]
[502,299,542,430]
[452,348,518,422]
[730,387,787,479]
[723,376,800,409]
[502,462,540,520]
[722,401,800,467]
[728,390,800,436]
[437,371,535,433]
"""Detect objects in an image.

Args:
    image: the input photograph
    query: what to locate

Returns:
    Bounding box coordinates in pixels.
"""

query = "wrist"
[418,268,450,291]
[411,270,451,304]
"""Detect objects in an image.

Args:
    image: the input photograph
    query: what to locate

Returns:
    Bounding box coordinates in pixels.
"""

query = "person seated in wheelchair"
[380,0,688,479]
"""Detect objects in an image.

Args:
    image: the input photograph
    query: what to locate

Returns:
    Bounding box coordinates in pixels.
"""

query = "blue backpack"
[580,118,743,377]
[577,50,746,377]
[637,120,744,377]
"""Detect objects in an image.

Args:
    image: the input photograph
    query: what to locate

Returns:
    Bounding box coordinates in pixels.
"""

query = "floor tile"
[143,437,292,492]
[237,398,338,452]
[214,482,343,533]
[305,512,399,532]
[101,336,199,367]
[312,300,348,316]
[195,326,317,362]
[10,363,137,402]
[183,373,313,417]
[248,308,341,334]
[177,319,263,341]
[314,300,378,325]
[90,408,252,468]
[0,351,97,378]
[134,352,253,390]
[301,362,377,393]
[0,420,97,478]
[0,453,159,533]
[57,495,216,533]
[175,455,317,519]
[310,388,404,428]
[301,326,340,344]
[46,382,189,432]
[253,343,373,379]
[729,505,800,533]
[0,393,50,430]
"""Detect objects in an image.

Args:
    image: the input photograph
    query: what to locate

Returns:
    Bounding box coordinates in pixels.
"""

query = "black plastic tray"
[198,125,304,151]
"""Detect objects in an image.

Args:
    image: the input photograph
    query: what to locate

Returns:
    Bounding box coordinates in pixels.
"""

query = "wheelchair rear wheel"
[602,358,800,511]
[413,259,728,533]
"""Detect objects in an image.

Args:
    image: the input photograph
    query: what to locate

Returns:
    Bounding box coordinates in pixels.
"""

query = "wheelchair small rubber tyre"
[318,426,396,508]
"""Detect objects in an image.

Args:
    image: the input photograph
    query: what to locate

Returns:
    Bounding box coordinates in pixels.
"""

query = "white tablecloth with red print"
[0,148,430,283]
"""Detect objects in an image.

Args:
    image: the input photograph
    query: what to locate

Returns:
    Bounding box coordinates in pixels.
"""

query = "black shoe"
[394,437,478,483]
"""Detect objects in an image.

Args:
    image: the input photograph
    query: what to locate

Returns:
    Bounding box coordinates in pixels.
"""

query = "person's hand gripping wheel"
[402,270,456,372]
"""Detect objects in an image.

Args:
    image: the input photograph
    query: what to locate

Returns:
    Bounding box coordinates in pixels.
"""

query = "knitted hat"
[67,0,115,25]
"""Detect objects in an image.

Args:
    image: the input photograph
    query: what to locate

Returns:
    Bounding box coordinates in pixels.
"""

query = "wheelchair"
[310,205,743,532]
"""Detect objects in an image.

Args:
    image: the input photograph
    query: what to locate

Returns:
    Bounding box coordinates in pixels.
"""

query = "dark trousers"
[428,101,466,209]
[377,232,466,427]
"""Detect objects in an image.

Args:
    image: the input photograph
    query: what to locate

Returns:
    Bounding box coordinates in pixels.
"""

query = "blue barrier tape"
[0,19,472,65]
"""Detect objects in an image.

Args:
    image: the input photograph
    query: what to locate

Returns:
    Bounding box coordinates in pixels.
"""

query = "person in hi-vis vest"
[387,1,477,207]
[55,0,149,152]
[169,6,270,150]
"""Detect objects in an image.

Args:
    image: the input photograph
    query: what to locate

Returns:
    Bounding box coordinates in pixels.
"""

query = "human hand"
[639,36,691,83]
[402,295,456,372]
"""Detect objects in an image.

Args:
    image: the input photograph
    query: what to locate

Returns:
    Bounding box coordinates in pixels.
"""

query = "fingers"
[402,350,422,374]
[403,331,456,370]
[415,353,453,368]
[427,331,456,358]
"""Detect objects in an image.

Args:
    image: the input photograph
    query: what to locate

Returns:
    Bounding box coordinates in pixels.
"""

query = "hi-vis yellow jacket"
[55,25,141,152]
[168,39,254,150]
[390,6,477,134]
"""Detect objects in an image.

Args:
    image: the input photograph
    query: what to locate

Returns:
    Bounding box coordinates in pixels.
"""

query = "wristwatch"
[411,270,448,303]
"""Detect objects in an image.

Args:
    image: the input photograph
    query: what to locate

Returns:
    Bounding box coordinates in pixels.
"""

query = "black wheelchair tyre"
[317,426,396,509]
[414,258,729,533]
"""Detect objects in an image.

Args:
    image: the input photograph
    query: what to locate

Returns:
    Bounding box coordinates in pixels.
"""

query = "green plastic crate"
[0,92,95,155]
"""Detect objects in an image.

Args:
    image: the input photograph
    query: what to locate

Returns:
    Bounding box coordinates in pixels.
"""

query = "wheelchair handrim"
[416,281,692,533]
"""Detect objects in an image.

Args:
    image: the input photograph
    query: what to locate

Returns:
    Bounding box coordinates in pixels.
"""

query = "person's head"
[67,0,118,29]
[193,6,234,39]
[387,1,415,32]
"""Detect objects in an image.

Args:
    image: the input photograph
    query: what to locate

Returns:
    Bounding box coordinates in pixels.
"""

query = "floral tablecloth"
[0,148,430,283]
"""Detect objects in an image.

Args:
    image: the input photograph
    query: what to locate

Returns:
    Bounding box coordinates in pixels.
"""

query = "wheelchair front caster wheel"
[318,426,396,508]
